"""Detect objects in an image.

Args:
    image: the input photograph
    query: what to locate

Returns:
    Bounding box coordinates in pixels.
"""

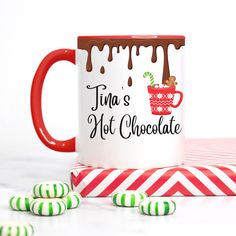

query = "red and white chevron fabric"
[71,139,236,197]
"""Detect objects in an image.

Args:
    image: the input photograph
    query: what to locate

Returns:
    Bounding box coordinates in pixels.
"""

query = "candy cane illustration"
[143,71,156,88]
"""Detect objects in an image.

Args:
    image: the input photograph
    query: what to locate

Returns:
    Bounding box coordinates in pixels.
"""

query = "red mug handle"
[31,49,76,152]
[171,90,183,108]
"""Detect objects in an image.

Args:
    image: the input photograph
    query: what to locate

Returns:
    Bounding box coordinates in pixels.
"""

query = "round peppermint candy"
[139,198,176,216]
[63,192,82,209]
[112,190,147,207]
[30,198,66,216]
[33,181,70,198]
[0,221,34,236]
[9,194,34,211]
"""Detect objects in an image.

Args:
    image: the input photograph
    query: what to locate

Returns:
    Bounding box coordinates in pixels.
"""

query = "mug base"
[77,158,183,169]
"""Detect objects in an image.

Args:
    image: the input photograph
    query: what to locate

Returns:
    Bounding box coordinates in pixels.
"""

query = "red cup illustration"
[147,85,183,115]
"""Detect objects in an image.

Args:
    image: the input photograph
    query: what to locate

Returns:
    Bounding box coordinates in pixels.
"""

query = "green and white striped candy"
[30,198,66,216]
[139,198,176,216]
[33,181,70,198]
[112,190,147,207]
[9,194,34,211]
[143,71,155,88]
[0,221,34,236]
[63,192,82,209]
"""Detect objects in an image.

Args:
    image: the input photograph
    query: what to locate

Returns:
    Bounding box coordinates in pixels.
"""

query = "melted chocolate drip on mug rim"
[78,38,185,84]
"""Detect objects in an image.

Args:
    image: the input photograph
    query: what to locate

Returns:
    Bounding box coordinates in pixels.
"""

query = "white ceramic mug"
[31,35,185,168]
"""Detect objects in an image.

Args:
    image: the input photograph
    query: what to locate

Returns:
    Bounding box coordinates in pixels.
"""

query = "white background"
[1,1,236,235]
[1,0,236,155]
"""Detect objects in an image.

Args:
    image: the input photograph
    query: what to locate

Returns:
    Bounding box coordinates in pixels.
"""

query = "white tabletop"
[0,154,235,236]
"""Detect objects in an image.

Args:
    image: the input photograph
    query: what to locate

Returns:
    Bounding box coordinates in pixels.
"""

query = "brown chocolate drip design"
[100,66,105,74]
[151,45,157,63]
[162,45,170,84]
[128,76,132,87]
[136,45,140,56]
[78,38,185,84]
[128,45,133,70]
[108,46,113,61]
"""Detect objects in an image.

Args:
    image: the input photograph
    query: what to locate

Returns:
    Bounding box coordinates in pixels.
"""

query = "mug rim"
[77,35,185,40]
